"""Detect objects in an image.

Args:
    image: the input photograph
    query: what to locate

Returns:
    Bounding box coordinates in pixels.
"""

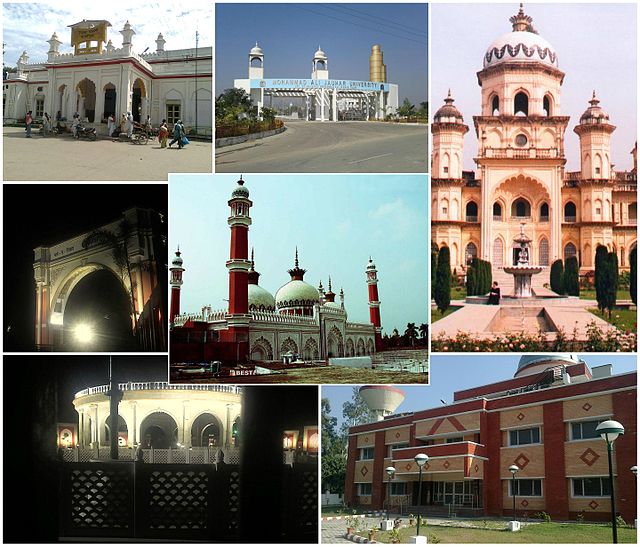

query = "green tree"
[550,259,564,295]
[563,256,580,296]
[602,252,619,318]
[417,101,429,119]
[397,98,415,118]
[434,246,451,314]
[594,245,609,312]
[419,323,428,343]
[466,263,477,296]
[215,88,254,121]
[404,322,418,347]
[340,387,377,437]
[430,241,438,299]
[260,106,277,123]
[321,398,347,495]
[630,247,637,305]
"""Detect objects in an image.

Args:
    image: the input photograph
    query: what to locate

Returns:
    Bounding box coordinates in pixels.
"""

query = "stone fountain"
[503,223,543,298]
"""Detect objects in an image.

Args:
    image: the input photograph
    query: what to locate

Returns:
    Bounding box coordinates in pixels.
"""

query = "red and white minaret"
[169,247,185,325]
[222,176,253,361]
[366,257,383,351]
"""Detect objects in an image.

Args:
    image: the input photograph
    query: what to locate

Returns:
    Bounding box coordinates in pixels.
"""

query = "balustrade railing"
[75,382,241,398]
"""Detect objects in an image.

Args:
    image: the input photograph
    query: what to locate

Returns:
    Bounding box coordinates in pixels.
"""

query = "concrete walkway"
[3,127,212,181]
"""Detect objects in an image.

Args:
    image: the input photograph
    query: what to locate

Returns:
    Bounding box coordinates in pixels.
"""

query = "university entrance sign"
[250,78,389,92]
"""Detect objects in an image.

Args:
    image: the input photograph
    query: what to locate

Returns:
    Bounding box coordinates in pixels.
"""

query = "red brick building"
[345,355,636,522]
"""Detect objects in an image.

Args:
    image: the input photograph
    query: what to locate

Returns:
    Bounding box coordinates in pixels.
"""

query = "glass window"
[510,479,542,497]
[390,482,406,495]
[388,442,409,456]
[572,477,610,497]
[358,483,372,495]
[571,420,600,440]
[167,103,180,125]
[360,447,374,460]
[35,97,44,118]
[446,437,463,443]
[509,427,540,446]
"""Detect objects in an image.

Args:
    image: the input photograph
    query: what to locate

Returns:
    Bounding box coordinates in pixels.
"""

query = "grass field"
[588,307,637,331]
[431,305,463,324]
[367,522,637,544]
[580,289,631,301]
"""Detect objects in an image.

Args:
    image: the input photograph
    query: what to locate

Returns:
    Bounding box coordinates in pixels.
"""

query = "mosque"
[170,177,381,364]
[345,354,637,523]
[431,5,637,275]
[3,18,211,134]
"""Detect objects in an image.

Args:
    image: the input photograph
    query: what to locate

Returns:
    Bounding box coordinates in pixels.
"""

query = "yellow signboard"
[69,20,110,55]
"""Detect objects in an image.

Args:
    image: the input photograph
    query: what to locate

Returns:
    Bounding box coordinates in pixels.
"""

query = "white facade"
[3,21,212,135]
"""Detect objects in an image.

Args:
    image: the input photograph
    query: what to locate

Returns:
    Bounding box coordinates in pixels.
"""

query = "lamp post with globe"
[596,420,625,544]
[414,453,429,538]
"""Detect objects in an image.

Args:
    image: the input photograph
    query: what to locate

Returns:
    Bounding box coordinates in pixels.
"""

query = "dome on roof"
[323,301,342,309]
[516,354,580,377]
[231,177,249,199]
[250,42,263,56]
[434,90,464,123]
[579,92,610,124]
[366,258,377,271]
[275,280,319,309]
[171,253,183,268]
[314,46,327,60]
[248,284,275,311]
[484,7,557,69]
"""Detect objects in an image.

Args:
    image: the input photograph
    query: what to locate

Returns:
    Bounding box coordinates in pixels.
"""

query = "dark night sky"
[3,183,167,351]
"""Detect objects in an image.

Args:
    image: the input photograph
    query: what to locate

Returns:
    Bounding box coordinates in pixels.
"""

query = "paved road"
[3,127,212,181]
[216,120,428,173]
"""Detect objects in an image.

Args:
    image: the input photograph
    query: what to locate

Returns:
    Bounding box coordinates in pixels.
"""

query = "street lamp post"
[385,466,396,521]
[509,464,519,522]
[414,453,429,537]
[596,420,625,544]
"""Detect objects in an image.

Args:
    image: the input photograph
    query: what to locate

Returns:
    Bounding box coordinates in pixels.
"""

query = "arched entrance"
[140,412,178,449]
[327,326,344,358]
[104,415,128,447]
[103,83,117,120]
[250,337,273,361]
[191,413,223,447]
[61,269,136,351]
[56,84,67,119]
[132,78,146,122]
[76,78,96,122]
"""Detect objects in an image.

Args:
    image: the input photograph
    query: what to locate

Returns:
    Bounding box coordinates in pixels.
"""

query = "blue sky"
[169,174,428,333]
[431,3,637,172]
[323,354,638,431]
[215,3,428,105]
[2,3,212,64]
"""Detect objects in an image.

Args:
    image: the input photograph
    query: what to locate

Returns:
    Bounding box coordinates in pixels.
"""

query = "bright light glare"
[73,323,95,344]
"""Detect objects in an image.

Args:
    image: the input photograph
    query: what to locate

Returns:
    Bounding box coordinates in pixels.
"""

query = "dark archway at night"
[62,269,136,351]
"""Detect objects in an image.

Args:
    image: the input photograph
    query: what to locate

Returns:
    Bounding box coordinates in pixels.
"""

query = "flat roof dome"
[516,354,579,377]
[314,46,327,60]
[275,279,319,308]
[250,42,263,56]
[484,6,557,69]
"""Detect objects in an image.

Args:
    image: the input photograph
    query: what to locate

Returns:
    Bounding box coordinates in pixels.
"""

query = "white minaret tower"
[47,32,62,61]
[155,33,166,53]
[311,46,329,80]
[431,90,468,180]
[248,42,264,79]
[574,91,616,180]
[120,20,135,55]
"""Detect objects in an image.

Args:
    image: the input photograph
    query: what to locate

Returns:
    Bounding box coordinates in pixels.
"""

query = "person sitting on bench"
[487,281,500,305]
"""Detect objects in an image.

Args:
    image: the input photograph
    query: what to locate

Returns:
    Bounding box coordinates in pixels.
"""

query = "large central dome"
[483,6,558,69]
[275,280,320,309]
[516,354,580,377]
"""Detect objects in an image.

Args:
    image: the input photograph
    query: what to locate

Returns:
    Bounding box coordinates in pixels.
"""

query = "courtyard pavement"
[215,120,428,173]
[3,127,212,181]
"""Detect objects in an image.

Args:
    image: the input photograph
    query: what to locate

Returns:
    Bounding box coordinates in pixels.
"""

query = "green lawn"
[321,506,351,517]
[451,286,467,300]
[588,307,637,331]
[367,522,637,544]
[580,289,631,301]
[431,305,463,324]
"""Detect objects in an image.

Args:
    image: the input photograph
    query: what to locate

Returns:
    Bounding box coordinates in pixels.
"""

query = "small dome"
[434,90,464,123]
[171,255,183,267]
[366,258,377,271]
[323,301,342,310]
[516,354,580,377]
[231,176,250,199]
[248,284,275,311]
[314,46,327,60]
[250,42,263,56]
[484,7,557,69]
[275,280,320,309]
[579,92,610,124]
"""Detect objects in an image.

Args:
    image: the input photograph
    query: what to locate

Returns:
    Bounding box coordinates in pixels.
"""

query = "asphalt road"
[3,127,212,181]
[215,120,428,173]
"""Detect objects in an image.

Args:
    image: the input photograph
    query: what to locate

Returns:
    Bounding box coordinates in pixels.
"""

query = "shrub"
[595,245,609,311]
[630,247,637,305]
[564,256,580,296]
[550,259,564,294]
[434,246,451,314]
[431,241,438,299]
[602,252,619,318]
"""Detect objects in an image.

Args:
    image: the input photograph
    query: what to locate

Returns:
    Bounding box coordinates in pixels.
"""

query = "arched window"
[493,238,504,266]
[511,198,531,218]
[514,92,529,116]
[564,243,578,263]
[465,242,478,264]
[491,95,500,115]
[539,202,549,221]
[465,201,478,222]
[543,95,552,116]
[250,56,262,68]
[539,238,549,266]
[564,201,577,222]
[493,202,502,220]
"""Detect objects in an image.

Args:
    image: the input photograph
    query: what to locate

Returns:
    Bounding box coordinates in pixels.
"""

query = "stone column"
[94,84,105,124]
[131,401,137,446]
[331,89,337,121]
[225,404,233,447]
